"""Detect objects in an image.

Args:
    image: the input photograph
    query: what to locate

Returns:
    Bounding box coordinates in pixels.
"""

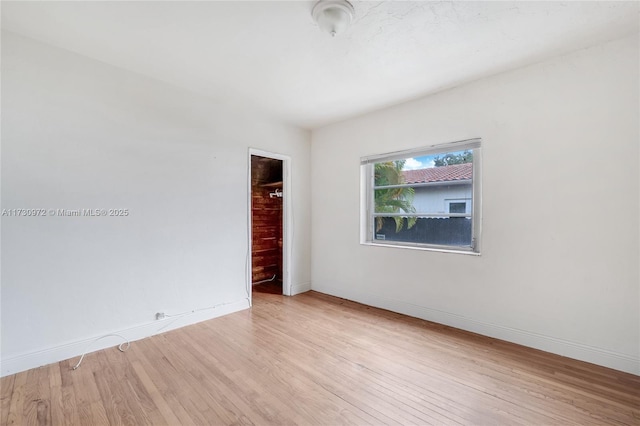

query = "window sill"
[361,241,481,256]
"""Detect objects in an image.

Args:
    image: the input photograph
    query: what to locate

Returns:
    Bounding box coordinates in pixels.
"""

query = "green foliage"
[374,160,417,233]
[433,150,473,167]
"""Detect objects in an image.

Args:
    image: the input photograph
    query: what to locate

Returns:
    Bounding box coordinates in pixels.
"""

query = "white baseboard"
[290,281,311,295]
[1,298,250,377]
[313,284,639,376]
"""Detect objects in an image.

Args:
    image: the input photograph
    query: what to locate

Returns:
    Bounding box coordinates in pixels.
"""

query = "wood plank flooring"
[2,287,639,425]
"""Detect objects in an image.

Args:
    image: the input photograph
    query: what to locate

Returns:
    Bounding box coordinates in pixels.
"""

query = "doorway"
[249,152,290,297]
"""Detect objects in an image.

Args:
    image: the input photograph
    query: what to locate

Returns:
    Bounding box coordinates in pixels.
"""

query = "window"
[361,138,481,254]
[448,201,467,214]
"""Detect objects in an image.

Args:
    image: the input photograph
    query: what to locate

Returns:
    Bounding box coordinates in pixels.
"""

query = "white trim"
[361,139,482,254]
[248,148,293,297]
[361,138,481,164]
[312,284,640,375]
[1,298,250,377]
[290,281,312,295]
[362,241,481,255]
[471,146,482,253]
[360,165,370,244]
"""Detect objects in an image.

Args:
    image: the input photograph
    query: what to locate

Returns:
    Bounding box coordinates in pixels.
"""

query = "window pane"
[412,183,472,215]
[374,161,406,187]
[449,202,466,213]
[374,187,416,214]
[374,217,472,246]
[366,143,479,251]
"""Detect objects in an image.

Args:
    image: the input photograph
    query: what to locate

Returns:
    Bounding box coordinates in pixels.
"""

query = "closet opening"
[250,154,284,295]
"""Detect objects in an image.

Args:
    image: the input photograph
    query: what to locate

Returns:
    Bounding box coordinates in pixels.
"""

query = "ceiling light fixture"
[311,0,355,37]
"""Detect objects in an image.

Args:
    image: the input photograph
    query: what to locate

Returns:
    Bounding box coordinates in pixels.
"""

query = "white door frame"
[248,148,293,301]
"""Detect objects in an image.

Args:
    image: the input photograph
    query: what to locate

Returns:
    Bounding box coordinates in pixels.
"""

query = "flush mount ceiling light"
[311,0,355,37]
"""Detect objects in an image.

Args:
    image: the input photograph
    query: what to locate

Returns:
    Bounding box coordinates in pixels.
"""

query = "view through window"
[362,139,481,253]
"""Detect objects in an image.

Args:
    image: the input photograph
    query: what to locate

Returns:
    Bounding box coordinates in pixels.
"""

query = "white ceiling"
[2,1,638,129]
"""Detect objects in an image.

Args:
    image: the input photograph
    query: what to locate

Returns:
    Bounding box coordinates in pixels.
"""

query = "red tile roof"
[403,162,472,184]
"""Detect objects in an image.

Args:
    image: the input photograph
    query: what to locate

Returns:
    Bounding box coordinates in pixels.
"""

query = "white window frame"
[360,138,482,255]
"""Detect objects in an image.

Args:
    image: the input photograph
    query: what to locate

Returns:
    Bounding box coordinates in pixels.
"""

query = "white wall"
[413,184,472,214]
[311,35,639,374]
[1,32,311,376]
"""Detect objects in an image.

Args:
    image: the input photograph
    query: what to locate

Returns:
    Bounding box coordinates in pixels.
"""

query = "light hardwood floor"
[2,287,639,425]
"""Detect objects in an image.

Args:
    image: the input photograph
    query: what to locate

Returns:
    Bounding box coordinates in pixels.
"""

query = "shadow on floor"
[252,281,283,295]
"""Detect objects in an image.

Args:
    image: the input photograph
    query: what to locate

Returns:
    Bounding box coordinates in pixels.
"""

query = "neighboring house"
[376,162,473,245]
[403,162,473,215]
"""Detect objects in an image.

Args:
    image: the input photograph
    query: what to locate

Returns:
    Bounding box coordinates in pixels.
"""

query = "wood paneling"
[251,156,283,284]
[2,289,638,425]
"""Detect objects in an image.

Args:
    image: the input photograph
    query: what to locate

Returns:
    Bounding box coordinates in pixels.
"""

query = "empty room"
[1,1,638,425]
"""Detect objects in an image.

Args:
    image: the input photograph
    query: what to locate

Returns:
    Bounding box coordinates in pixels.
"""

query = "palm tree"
[374,160,417,233]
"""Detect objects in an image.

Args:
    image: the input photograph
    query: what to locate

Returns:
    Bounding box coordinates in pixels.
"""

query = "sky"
[402,150,468,170]
[403,155,435,170]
